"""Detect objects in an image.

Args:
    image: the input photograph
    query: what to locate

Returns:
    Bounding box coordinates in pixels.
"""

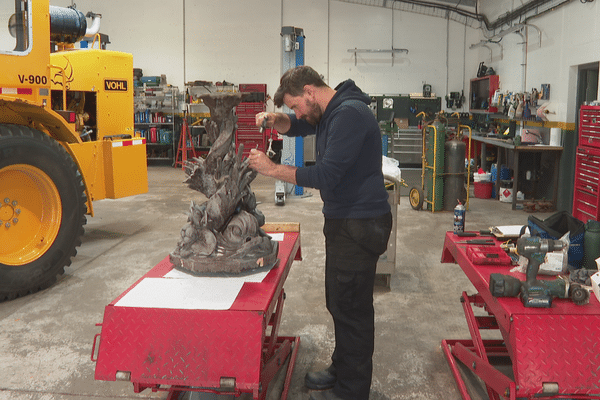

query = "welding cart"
[409,116,472,212]
[441,232,600,399]
[91,223,302,400]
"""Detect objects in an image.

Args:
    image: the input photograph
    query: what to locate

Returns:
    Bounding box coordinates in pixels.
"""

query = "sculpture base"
[170,241,279,275]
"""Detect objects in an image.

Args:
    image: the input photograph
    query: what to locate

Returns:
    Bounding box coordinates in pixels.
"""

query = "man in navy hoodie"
[248,66,392,400]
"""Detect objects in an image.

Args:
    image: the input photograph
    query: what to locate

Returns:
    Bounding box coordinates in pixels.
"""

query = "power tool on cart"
[489,236,590,307]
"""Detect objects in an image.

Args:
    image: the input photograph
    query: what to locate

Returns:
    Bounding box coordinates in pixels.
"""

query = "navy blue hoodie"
[287,80,390,219]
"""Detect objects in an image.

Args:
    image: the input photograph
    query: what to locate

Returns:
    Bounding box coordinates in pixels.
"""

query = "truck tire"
[0,124,87,301]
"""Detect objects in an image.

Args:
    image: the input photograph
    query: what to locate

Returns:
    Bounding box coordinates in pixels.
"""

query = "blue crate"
[528,211,585,268]
[491,164,510,198]
[159,129,172,144]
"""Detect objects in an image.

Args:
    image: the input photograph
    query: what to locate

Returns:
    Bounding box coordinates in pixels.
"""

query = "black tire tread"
[0,124,87,301]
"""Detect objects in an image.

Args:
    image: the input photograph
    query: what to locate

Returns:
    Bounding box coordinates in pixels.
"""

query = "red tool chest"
[573,105,600,223]
[579,105,600,149]
[236,85,267,159]
[92,226,301,400]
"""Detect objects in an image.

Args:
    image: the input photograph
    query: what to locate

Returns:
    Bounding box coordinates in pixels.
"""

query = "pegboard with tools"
[372,95,441,127]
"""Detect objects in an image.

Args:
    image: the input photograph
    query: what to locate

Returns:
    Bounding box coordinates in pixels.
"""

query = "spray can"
[454,201,466,233]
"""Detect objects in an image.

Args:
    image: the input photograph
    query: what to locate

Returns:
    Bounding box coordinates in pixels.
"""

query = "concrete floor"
[0,165,535,400]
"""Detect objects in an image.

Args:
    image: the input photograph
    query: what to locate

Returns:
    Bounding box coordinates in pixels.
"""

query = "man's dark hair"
[273,66,328,107]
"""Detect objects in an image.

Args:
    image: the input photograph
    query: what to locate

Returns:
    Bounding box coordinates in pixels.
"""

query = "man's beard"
[301,99,322,126]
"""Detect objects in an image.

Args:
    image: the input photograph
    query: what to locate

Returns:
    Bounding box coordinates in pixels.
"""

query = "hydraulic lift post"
[277,26,305,205]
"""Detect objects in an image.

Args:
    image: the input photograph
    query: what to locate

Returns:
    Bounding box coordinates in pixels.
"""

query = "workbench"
[471,135,562,210]
[91,224,302,400]
[441,232,600,400]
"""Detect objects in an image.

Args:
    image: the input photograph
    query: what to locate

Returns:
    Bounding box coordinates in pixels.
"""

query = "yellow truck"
[0,1,148,300]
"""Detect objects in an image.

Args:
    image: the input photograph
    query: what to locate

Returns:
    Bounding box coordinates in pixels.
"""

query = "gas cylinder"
[443,137,466,211]
[426,119,445,211]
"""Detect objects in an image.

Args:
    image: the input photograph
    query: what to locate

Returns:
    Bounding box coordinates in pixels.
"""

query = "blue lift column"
[276,26,305,205]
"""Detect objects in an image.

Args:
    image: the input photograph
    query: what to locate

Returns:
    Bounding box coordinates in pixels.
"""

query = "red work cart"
[441,232,600,400]
[92,223,302,400]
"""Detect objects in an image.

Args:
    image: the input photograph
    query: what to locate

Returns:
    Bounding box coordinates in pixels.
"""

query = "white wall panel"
[50,0,600,121]
[326,1,479,104]
[51,0,478,110]
[184,0,281,94]
[474,0,599,122]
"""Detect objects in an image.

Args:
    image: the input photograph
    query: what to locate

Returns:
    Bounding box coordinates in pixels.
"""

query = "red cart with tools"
[91,223,301,400]
[441,232,600,400]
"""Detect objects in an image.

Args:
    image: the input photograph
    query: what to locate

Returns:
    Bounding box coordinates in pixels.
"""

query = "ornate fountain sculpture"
[170,92,278,274]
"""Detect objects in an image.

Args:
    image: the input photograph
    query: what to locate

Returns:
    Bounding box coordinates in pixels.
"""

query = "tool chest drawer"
[573,145,600,222]
[580,105,600,149]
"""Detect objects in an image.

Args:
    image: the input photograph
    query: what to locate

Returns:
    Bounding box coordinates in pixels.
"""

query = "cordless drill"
[489,236,589,307]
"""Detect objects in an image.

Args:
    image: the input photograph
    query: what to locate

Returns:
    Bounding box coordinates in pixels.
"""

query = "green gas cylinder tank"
[425,118,445,211]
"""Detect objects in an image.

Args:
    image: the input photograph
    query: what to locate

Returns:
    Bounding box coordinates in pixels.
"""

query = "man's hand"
[255,112,291,134]
[248,148,297,184]
[248,148,276,176]
[255,112,272,130]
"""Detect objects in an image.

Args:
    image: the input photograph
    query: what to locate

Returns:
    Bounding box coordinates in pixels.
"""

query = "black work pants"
[323,212,392,400]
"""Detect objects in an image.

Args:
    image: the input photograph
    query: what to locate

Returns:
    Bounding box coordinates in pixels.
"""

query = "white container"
[550,127,562,146]
[499,187,513,203]
[473,172,491,182]
[591,271,600,303]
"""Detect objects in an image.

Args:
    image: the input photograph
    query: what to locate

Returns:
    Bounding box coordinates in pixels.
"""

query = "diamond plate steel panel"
[94,232,301,396]
[95,307,264,391]
[512,314,600,397]
[443,232,600,398]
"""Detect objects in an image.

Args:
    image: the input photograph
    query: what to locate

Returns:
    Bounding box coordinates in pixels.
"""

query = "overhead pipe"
[469,40,503,61]
[470,22,539,63]
[515,29,527,92]
[341,0,572,38]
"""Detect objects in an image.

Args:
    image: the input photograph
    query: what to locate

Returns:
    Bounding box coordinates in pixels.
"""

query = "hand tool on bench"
[454,230,494,237]
[456,239,495,245]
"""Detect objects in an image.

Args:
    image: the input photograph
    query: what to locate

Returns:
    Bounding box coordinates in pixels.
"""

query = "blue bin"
[382,134,389,156]
[528,211,585,268]
[491,164,510,198]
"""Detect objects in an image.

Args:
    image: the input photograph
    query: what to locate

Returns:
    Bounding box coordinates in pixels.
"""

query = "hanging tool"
[260,116,277,159]
[489,236,589,307]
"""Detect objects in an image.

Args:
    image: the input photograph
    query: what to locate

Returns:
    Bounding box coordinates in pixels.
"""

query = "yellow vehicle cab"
[0,0,148,300]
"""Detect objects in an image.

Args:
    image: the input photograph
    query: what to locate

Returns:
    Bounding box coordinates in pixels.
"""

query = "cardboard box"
[394,118,409,129]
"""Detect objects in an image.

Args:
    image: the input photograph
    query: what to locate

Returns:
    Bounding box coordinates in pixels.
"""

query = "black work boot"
[305,364,337,390]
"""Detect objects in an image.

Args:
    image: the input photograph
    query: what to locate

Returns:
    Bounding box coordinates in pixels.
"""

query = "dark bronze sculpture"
[170,92,278,274]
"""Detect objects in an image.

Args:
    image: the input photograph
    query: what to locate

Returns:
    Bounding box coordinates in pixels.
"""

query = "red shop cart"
[92,223,302,400]
[441,231,600,400]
